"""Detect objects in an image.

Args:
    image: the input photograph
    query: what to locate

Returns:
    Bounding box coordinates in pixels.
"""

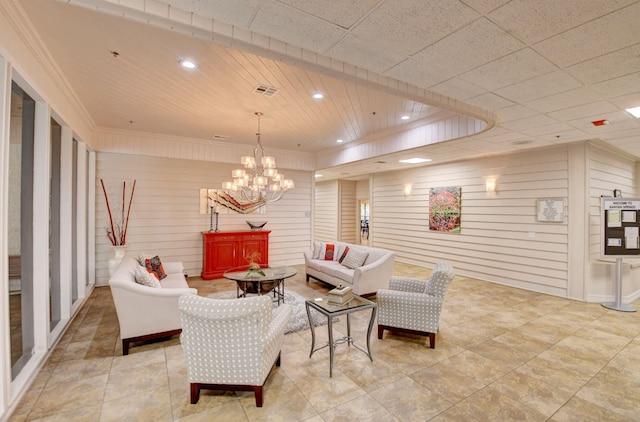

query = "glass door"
[8,82,36,379]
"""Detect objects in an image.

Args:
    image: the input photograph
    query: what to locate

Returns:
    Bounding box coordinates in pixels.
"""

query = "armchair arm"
[110,280,197,339]
[388,276,427,293]
[263,304,292,370]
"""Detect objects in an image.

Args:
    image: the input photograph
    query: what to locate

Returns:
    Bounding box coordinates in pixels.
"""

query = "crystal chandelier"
[220,112,294,208]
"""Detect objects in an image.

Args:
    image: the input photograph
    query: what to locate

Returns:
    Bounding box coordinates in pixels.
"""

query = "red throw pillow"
[338,246,350,263]
[324,244,335,260]
[145,255,167,280]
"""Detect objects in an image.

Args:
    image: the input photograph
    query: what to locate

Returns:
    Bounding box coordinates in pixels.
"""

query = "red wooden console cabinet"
[201,230,270,280]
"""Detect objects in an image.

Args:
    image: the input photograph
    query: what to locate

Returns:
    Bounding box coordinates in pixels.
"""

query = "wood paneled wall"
[585,143,640,301]
[95,152,312,285]
[372,145,573,297]
[339,180,357,243]
[314,180,338,242]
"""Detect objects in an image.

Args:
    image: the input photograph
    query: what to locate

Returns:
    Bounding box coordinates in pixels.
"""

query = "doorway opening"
[359,200,369,245]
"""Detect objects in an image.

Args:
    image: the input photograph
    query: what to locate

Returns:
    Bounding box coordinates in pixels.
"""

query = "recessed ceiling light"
[336,139,343,143]
[511,140,533,145]
[401,115,410,120]
[180,60,196,69]
[315,174,323,178]
[312,92,324,99]
[626,106,640,118]
[399,158,431,164]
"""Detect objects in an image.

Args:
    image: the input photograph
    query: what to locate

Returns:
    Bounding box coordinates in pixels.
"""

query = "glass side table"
[305,295,377,377]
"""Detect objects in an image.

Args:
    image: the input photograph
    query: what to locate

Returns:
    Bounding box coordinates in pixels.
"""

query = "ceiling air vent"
[252,84,279,97]
[213,135,229,140]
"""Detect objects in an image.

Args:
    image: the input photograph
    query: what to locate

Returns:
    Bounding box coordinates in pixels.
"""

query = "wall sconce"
[404,184,412,197]
[485,179,496,193]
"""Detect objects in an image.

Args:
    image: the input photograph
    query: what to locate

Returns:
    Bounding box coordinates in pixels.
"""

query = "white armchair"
[377,261,454,348]
[178,294,292,407]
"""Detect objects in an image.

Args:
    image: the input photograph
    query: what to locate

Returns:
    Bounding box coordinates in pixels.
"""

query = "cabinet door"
[242,238,269,266]
[212,240,238,272]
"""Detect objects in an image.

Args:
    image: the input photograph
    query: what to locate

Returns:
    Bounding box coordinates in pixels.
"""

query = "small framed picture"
[537,198,565,222]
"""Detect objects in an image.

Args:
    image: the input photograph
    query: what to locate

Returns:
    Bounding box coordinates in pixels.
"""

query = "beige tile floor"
[9,262,640,421]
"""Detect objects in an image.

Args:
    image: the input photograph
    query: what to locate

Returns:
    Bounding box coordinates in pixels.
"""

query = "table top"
[306,294,375,315]
[223,266,297,282]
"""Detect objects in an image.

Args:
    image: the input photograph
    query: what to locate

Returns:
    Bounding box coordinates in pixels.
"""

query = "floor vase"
[108,245,128,277]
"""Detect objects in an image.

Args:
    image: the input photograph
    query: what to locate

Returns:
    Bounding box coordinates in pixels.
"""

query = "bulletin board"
[601,197,640,258]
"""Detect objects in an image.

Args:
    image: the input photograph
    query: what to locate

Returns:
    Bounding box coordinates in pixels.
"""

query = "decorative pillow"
[324,244,335,261]
[134,265,161,288]
[312,242,323,259]
[341,248,369,269]
[145,255,167,280]
[338,246,350,263]
[137,252,148,266]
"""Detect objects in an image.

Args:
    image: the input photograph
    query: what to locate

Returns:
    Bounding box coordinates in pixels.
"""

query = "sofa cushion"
[134,265,161,288]
[312,242,323,259]
[333,266,355,283]
[161,273,190,289]
[324,243,336,260]
[145,255,167,280]
[338,246,350,263]
[342,248,369,269]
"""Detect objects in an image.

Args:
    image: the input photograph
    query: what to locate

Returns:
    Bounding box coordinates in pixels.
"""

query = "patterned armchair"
[178,294,292,407]
[377,261,455,348]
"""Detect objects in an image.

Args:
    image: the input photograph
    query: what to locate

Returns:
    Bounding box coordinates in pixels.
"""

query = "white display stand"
[600,197,638,312]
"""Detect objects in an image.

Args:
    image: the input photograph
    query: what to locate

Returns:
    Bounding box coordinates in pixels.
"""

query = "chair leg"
[254,386,264,407]
[190,383,201,404]
[275,352,281,367]
[377,325,384,339]
[428,332,435,349]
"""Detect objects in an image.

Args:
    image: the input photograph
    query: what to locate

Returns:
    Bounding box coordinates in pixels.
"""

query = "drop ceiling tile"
[404,18,523,83]
[533,2,640,67]
[166,0,259,26]
[547,101,619,122]
[327,34,406,74]
[495,70,582,103]
[386,58,450,89]
[499,114,559,132]
[539,129,590,144]
[459,48,557,91]
[461,0,510,14]
[488,0,636,44]
[482,130,527,144]
[496,105,540,123]
[520,122,576,137]
[525,87,602,114]
[250,1,346,52]
[592,73,640,98]
[466,92,514,111]
[350,0,479,56]
[566,44,640,85]
[277,0,380,29]
[430,78,487,101]
[610,92,640,110]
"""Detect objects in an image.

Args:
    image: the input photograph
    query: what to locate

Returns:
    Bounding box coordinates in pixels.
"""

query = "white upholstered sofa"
[109,256,197,355]
[304,241,395,296]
